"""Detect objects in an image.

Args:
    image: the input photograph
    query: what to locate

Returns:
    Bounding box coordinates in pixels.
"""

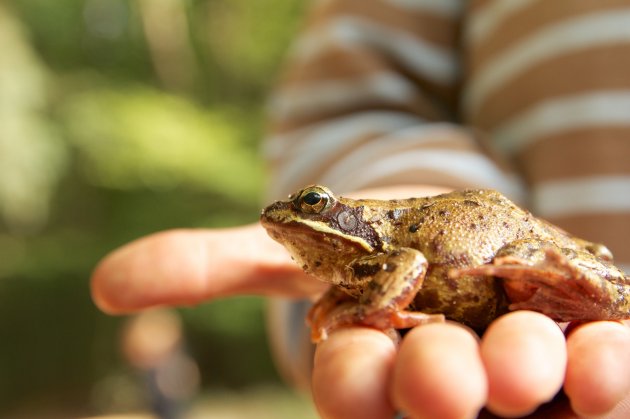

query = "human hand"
[313,316,630,419]
[91,186,630,418]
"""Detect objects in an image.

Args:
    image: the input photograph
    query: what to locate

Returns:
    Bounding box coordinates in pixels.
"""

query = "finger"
[312,328,397,419]
[481,311,566,417]
[391,323,487,419]
[564,321,630,417]
[91,224,326,313]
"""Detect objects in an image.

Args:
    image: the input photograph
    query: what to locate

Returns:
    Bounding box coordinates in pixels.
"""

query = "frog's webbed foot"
[450,245,630,322]
[306,287,354,341]
[307,248,444,342]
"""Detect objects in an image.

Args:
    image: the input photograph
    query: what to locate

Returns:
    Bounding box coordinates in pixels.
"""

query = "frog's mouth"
[265,219,374,253]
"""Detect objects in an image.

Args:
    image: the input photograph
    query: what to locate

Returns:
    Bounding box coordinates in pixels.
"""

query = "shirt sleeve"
[263,0,524,202]
[464,0,630,271]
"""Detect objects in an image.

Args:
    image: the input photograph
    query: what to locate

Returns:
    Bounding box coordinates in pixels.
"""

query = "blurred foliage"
[0,6,68,232]
[61,87,262,197]
[0,0,307,416]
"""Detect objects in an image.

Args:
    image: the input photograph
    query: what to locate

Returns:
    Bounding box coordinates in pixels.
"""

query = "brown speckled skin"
[261,186,630,334]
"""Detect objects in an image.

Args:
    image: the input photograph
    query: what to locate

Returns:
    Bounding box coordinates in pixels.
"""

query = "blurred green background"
[0,0,316,417]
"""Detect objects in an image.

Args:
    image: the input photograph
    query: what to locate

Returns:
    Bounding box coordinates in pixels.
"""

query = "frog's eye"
[297,187,331,214]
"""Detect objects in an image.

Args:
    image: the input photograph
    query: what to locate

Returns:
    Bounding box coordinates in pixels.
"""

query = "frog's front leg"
[308,248,445,342]
[450,240,630,322]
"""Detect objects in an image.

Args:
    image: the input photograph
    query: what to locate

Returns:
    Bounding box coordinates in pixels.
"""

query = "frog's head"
[261,185,381,284]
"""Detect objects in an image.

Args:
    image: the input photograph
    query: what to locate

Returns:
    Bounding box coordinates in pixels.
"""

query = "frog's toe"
[447,256,532,281]
[310,326,328,343]
[308,302,444,343]
[375,310,445,329]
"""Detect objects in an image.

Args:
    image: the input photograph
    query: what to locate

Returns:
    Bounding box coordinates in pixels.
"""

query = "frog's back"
[399,189,539,267]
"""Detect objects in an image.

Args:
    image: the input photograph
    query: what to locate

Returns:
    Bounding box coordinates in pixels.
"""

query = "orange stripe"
[548,212,630,266]
[269,87,448,134]
[280,47,388,86]
[470,44,630,128]
[467,0,630,72]
[279,45,459,115]
[467,0,492,13]
[519,127,630,184]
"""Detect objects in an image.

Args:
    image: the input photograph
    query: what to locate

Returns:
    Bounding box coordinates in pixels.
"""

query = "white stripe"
[314,123,480,174]
[467,0,534,46]
[533,176,630,217]
[385,0,463,18]
[266,113,424,190]
[290,16,458,85]
[322,149,525,201]
[263,111,422,160]
[268,72,418,121]
[270,123,468,196]
[306,124,525,200]
[464,10,630,115]
[492,91,630,155]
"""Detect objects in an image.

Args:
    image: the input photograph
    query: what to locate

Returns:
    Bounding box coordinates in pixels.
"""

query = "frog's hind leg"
[308,248,444,342]
[450,242,630,323]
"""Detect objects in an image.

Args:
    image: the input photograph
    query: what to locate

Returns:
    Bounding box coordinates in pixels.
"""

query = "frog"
[260,185,630,342]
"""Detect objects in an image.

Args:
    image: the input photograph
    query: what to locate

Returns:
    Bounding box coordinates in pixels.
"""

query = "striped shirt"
[263,0,630,387]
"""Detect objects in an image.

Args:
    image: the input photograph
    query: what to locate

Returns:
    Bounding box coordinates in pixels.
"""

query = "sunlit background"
[0,0,317,417]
